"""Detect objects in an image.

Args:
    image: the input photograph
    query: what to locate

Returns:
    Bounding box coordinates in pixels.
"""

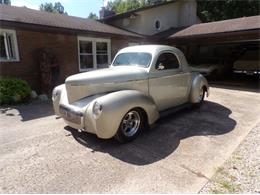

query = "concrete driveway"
[0,87,260,193]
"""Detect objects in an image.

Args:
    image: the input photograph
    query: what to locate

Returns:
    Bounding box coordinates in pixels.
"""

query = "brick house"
[1,3,259,93]
[0,5,144,92]
[0,1,200,93]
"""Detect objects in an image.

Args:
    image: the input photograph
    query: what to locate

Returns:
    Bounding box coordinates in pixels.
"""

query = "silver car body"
[53,45,209,139]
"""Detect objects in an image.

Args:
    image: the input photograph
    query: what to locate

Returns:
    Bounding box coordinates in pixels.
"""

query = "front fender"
[52,84,65,116]
[190,74,210,103]
[85,90,159,139]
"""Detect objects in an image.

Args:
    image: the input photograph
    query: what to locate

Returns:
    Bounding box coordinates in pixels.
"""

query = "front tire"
[115,108,145,143]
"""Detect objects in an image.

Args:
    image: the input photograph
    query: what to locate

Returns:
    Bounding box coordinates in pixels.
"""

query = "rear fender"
[190,74,210,103]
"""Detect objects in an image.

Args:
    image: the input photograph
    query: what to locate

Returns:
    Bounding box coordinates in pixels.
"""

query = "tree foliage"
[0,0,11,5]
[106,0,170,14]
[197,0,260,22]
[88,12,98,20]
[39,2,67,14]
[106,0,260,22]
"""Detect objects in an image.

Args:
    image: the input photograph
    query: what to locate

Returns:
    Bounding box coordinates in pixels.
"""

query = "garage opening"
[168,16,260,92]
[188,41,259,92]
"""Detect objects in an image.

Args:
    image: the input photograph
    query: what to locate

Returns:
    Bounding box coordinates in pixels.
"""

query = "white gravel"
[200,122,260,193]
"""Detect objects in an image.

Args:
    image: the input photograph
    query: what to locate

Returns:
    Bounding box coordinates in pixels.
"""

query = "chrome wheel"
[121,110,141,137]
[115,108,145,143]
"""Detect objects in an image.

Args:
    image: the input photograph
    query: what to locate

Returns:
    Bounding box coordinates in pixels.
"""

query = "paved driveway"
[0,87,260,193]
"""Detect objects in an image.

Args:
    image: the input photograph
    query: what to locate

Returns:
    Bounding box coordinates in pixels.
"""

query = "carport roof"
[0,5,142,38]
[169,15,260,39]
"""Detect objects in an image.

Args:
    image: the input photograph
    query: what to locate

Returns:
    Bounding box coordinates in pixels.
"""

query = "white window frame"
[0,28,20,62]
[78,36,111,72]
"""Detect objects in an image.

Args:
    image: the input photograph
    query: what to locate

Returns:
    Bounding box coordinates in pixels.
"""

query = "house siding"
[0,28,141,92]
[0,29,78,91]
[108,0,197,36]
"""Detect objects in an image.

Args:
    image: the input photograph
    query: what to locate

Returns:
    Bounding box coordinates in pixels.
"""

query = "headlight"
[92,101,103,119]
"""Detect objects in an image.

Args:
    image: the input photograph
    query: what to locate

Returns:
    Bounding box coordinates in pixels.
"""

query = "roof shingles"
[0,5,141,37]
[170,15,260,38]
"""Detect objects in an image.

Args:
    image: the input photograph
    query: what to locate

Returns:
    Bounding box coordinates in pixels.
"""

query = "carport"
[167,15,260,91]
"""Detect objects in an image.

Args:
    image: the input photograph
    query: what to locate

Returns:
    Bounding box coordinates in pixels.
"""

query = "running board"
[159,103,192,118]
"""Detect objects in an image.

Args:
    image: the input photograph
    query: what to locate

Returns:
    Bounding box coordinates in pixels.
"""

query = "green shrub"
[0,77,31,105]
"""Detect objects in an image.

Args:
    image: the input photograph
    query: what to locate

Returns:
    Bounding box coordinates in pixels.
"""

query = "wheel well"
[202,85,208,97]
[134,107,148,126]
[202,85,207,92]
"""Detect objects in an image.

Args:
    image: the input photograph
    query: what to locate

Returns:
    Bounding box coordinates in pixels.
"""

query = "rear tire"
[115,108,145,143]
[198,87,205,103]
[194,87,205,108]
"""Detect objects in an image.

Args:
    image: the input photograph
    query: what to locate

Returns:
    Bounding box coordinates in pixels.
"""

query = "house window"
[96,42,108,68]
[79,40,94,69]
[0,29,19,62]
[78,37,111,71]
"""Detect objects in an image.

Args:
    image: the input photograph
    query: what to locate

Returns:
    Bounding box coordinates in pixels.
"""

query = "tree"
[197,0,260,22]
[107,0,142,14]
[40,2,54,12]
[39,2,67,14]
[0,0,11,5]
[88,12,98,20]
[106,0,172,13]
[53,2,65,14]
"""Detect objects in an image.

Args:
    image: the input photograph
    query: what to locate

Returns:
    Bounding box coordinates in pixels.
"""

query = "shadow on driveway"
[0,100,54,121]
[65,101,236,165]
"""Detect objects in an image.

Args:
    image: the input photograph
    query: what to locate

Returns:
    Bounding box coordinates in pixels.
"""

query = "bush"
[0,77,31,105]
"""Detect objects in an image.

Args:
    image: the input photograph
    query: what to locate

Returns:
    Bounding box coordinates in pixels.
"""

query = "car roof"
[118,45,181,56]
[114,44,190,72]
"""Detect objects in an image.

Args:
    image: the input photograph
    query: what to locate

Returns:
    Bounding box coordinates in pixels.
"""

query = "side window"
[155,52,180,70]
[0,29,19,62]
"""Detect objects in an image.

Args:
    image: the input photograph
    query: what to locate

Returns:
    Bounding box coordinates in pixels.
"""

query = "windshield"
[112,52,152,67]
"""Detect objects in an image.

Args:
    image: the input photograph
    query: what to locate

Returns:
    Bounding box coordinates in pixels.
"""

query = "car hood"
[65,66,149,103]
[66,66,148,86]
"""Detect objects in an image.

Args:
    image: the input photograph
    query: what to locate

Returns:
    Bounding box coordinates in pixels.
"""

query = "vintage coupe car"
[233,50,260,75]
[52,45,209,143]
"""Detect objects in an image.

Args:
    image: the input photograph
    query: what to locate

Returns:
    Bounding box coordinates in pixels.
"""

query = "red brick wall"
[0,28,139,93]
[111,38,130,57]
[0,29,78,92]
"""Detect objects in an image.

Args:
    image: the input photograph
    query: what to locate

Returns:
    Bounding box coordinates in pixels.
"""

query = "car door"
[149,52,190,111]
